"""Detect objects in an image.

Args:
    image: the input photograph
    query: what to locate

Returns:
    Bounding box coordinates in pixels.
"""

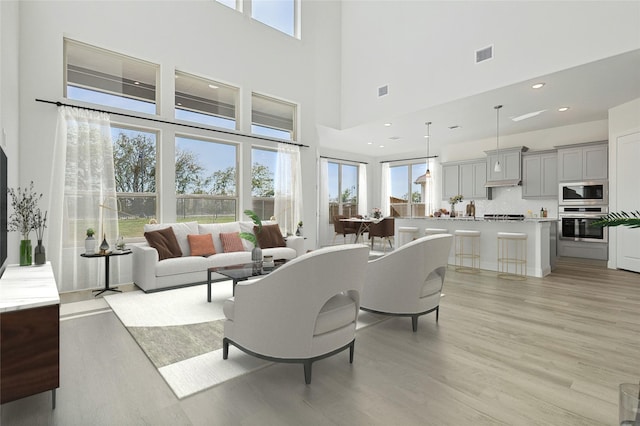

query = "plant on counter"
[449,194,464,206]
[591,210,640,229]
[7,181,45,266]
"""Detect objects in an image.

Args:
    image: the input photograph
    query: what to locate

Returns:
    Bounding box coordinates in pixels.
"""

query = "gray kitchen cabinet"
[442,163,460,200]
[557,141,607,182]
[443,160,490,200]
[522,150,557,198]
[485,146,528,185]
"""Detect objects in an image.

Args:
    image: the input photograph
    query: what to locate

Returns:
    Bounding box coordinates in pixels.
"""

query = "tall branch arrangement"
[7,181,45,240]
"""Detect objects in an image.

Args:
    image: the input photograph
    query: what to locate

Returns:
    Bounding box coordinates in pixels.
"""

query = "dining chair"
[332,215,357,244]
[368,217,395,253]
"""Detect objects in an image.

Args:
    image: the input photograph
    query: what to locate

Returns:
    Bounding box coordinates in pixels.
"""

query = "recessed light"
[384,123,392,127]
[424,134,429,138]
[367,142,373,145]
[532,83,545,89]
[379,145,385,148]
[133,81,140,85]
[558,107,570,112]
[208,84,219,89]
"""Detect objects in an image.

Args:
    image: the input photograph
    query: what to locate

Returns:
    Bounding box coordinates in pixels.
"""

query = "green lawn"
[118,215,236,238]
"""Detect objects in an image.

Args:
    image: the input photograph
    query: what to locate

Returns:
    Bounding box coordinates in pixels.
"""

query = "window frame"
[328,160,359,223]
[251,92,298,141]
[389,160,428,218]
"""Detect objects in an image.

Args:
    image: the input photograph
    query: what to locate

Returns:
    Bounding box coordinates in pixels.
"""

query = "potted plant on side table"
[85,228,96,254]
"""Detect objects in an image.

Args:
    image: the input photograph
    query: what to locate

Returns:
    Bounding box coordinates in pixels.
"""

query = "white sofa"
[131,221,305,292]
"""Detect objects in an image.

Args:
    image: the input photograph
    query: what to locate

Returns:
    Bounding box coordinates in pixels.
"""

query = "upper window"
[175,71,238,130]
[251,93,296,141]
[112,126,158,238]
[175,136,238,223]
[64,39,158,114]
[251,0,296,37]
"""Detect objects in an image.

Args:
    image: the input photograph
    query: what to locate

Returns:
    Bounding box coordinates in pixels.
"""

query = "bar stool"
[424,228,448,236]
[398,227,418,247]
[497,232,527,280]
[454,230,481,273]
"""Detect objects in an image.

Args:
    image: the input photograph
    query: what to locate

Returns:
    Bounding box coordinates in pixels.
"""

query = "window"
[64,39,158,114]
[175,136,238,223]
[251,148,277,220]
[389,162,427,218]
[251,0,296,37]
[251,93,296,141]
[175,71,238,130]
[112,126,158,238]
[328,161,359,222]
[216,0,238,10]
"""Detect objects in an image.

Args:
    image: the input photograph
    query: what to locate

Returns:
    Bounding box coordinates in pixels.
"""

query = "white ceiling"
[319,49,640,158]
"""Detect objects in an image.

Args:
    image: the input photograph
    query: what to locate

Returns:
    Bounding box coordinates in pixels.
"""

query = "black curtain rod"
[319,155,368,165]
[380,155,438,164]
[35,98,309,148]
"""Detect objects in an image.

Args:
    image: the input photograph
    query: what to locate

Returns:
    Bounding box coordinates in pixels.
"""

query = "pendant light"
[425,121,432,178]
[494,105,503,173]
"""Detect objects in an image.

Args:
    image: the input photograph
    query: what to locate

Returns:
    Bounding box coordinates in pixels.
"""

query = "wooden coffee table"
[207,260,286,302]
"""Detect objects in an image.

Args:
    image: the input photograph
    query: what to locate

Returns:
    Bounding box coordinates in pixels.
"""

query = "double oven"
[558,181,608,243]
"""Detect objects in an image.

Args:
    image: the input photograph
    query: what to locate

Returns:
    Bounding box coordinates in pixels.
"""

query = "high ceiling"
[319,49,640,158]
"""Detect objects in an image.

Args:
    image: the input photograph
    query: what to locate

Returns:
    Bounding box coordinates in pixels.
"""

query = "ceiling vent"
[378,85,389,97]
[475,45,493,64]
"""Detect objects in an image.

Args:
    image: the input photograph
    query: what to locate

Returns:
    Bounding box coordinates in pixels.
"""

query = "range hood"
[485,179,521,188]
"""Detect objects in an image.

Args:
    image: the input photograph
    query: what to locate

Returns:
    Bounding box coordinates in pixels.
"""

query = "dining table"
[340,217,381,243]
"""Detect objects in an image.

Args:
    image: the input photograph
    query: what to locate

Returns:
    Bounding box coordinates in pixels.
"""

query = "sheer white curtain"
[358,163,367,217]
[380,163,390,217]
[274,143,303,236]
[319,157,330,246]
[49,106,119,292]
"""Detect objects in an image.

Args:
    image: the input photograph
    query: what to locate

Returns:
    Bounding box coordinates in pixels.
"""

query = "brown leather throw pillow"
[255,224,286,249]
[144,227,183,261]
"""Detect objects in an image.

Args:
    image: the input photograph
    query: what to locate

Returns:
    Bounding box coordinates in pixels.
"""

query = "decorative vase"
[85,236,96,254]
[34,239,46,265]
[296,226,303,236]
[20,239,32,266]
[450,205,456,218]
[251,246,262,274]
[99,235,110,254]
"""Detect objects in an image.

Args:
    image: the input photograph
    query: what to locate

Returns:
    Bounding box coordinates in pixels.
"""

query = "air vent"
[475,45,493,63]
[378,85,389,97]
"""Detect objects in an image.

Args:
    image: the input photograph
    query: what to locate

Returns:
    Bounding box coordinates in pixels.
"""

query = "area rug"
[104,283,386,399]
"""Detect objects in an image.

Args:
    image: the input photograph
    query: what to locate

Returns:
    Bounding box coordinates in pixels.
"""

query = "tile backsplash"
[447,186,558,218]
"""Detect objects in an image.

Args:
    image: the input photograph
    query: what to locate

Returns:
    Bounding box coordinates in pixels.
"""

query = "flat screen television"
[1,145,7,278]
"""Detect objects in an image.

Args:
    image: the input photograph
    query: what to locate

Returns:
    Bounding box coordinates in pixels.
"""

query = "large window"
[175,136,238,223]
[251,0,296,37]
[328,161,359,222]
[175,71,238,130]
[251,148,277,220]
[389,162,427,218]
[65,39,158,114]
[252,93,296,141]
[112,126,158,238]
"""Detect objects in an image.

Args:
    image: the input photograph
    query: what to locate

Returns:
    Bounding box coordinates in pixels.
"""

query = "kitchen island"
[395,217,557,277]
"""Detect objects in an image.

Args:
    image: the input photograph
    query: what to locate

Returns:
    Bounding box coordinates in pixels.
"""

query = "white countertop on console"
[424,217,558,222]
[0,262,60,313]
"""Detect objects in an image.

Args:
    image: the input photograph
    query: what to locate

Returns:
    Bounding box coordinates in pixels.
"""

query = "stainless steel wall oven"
[559,206,608,243]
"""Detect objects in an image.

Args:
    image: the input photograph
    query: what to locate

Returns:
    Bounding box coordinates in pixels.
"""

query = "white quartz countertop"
[422,217,558,222]
[0,262,60,313]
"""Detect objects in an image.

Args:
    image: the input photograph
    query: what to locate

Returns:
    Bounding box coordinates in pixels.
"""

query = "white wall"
[340,1,640,129]
[15,1,342,288]
[607,97,640,269]
[1,1,20,265]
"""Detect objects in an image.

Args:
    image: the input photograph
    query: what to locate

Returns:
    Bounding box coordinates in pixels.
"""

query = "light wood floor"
[2,258,638,425]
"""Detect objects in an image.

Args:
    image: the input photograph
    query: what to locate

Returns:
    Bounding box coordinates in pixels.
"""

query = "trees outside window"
[175,136,238,224]
[251,148,276,219]
[111,126,157,238]
[328,161,358,222]
[389,162,427,218]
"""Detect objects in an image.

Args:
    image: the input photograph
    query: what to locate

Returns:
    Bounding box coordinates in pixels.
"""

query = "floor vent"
[378,85,389,97]
[475,45,493,63]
